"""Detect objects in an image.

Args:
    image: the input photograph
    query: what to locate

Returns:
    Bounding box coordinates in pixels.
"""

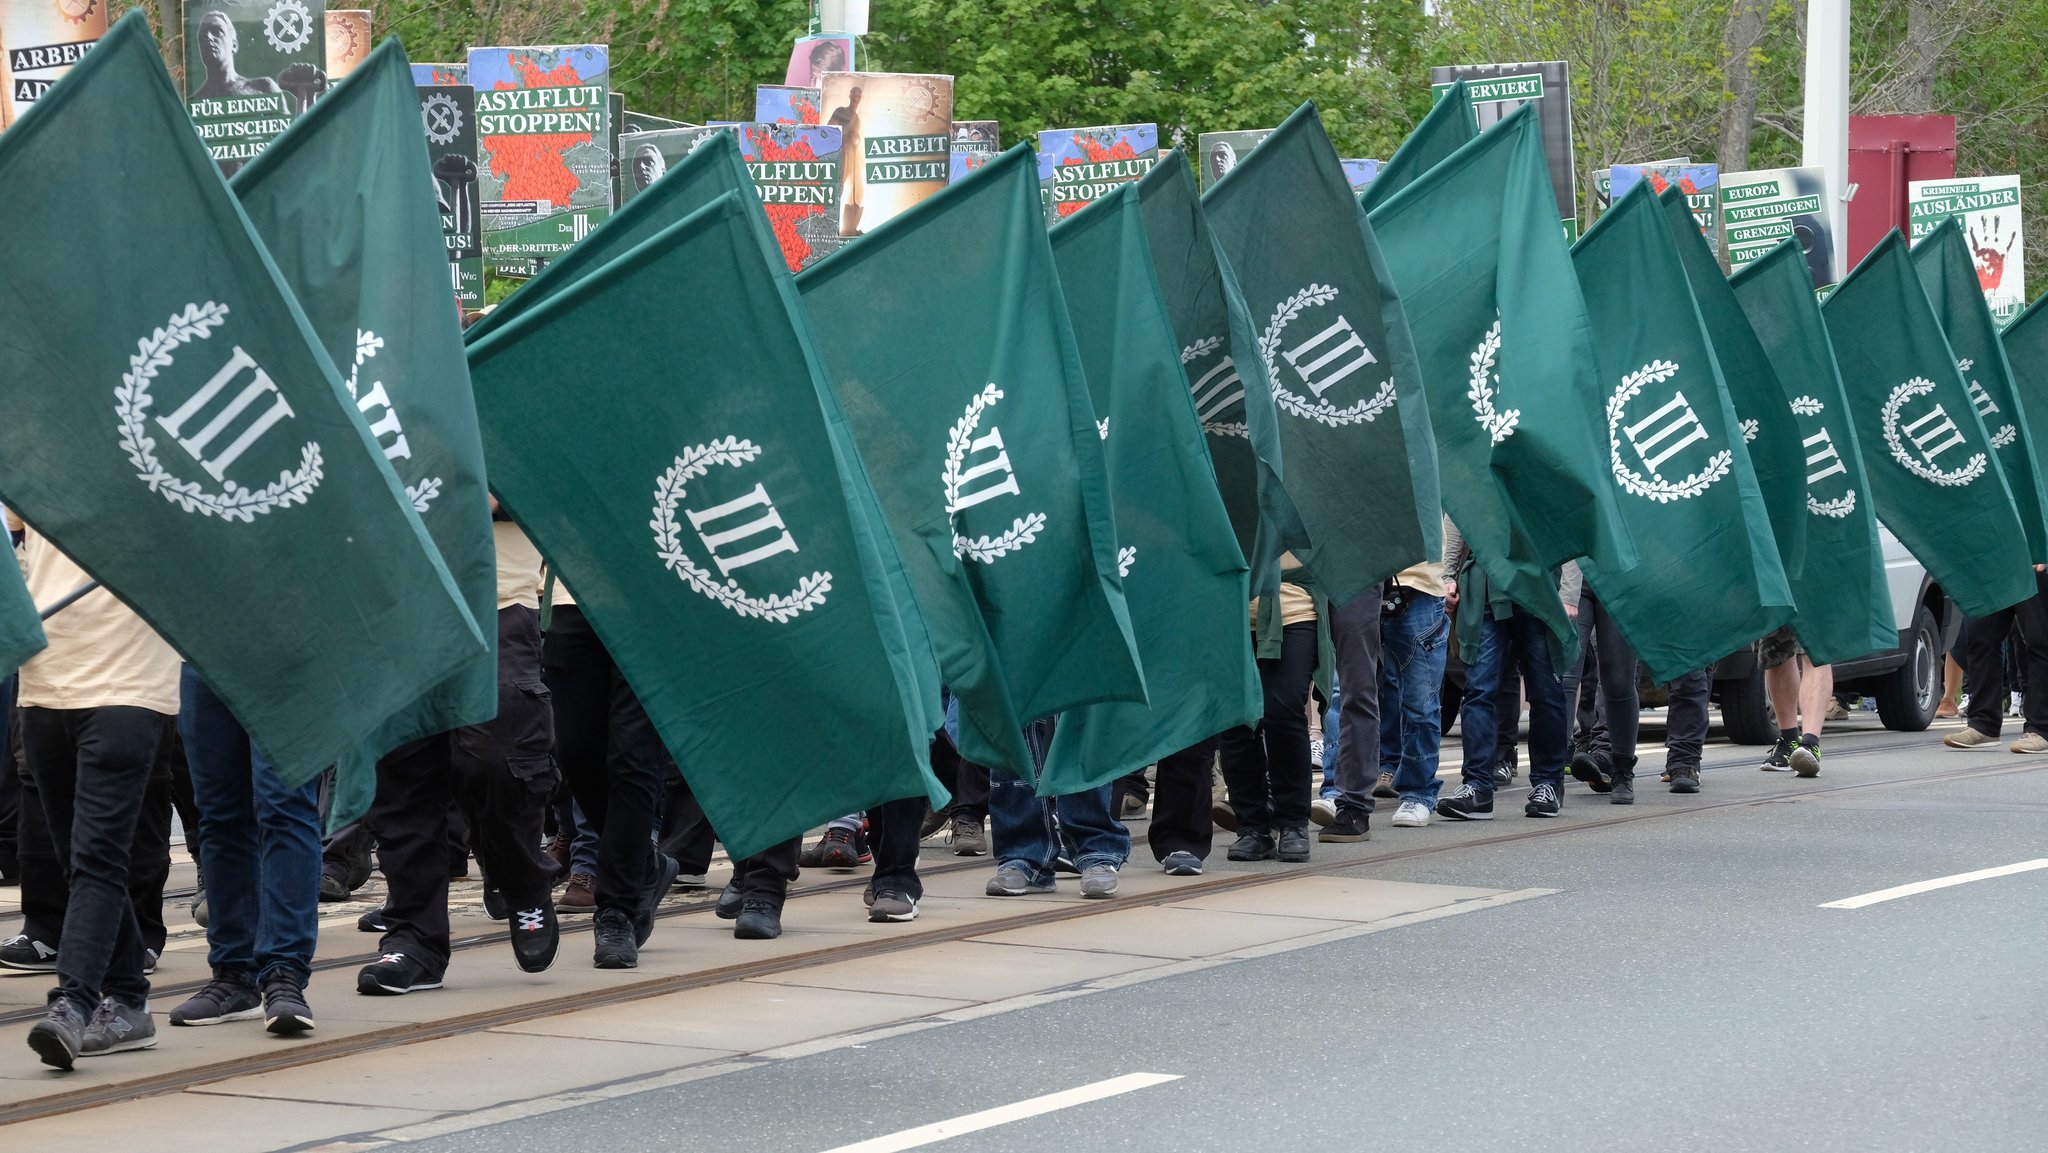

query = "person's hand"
[1565,602,1579,620]
[1444,577,1458,611]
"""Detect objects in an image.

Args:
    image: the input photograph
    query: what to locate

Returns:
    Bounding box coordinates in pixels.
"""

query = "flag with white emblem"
[233,37,497,812]
[1730,241,1895,664]
[1041,183,1259,795]
[1571,180,1792,681]
[465,192,941,857]
[1824,231,2033,617]
[0,555,45,676]
[0,13,483,780]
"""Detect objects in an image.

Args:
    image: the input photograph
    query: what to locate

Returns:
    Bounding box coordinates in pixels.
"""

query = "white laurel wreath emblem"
[650,437,831,623]
[1097,417,1110,441]
[1740,418,1760,444]
[1992,424,2019,449]
[263,0,312,53]
[942,384,1045,563]
[1181,336,1248,439]
[1807,491,1857,519]
[1880,377,1986,488]
[1117,546,1136,578]
[346,329,443,515]
[1468,318,1518,445]
[1605,360,1731,503]
[1258,284,1395,427]
[1789,395,1825,417]
[115,302,323,522]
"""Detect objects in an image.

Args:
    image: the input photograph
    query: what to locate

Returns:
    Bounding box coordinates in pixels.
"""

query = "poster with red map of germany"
[468,43,610,277]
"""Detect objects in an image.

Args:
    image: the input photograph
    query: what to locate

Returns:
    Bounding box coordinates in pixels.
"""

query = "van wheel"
[1875,604,1940,732]
[1717,665,1776,745]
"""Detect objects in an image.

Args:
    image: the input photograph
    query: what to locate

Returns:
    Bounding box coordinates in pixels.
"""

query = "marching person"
[1760,628,1829,776]
[1945,567,2048,754]
[985,718,1129,898]
[1219,554,1329,861]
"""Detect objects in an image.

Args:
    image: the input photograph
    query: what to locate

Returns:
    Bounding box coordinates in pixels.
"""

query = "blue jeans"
[1320,679,1341,800]
[1379,595,1449,805]
[1459,608,1568,794]
[988,719,1129,885]
[178,665,322,984]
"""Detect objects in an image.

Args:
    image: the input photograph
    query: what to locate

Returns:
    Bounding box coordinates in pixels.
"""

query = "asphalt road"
[395,723,2048,1153]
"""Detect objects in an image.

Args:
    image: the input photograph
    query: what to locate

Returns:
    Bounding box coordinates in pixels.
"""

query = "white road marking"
[814,1073,1182,1153]
[1820,858,2048,909]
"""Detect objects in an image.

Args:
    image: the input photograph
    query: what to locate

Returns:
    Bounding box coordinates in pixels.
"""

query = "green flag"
[1730,241,1895,664]
[1134,153,1299,600]
[1041,183,1259,795]
[466,192,940,858]
[1658,186,1809,579]
[0,558,46,676]
[1911,217,2048,565]
[1368,103,1630,657]
[233,39,497,820]
[797,145,1145,779]
[1204,103,1442,605]
[1358,78,1476,215]
[1999,294,2048,547]
[0,13,484,781]
[1823,231,2033,617]
[1571,181,1793,681]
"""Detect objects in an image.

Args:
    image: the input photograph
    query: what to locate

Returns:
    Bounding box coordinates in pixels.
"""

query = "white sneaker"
[1309,797,1338,826]
[1391,800,1431,827]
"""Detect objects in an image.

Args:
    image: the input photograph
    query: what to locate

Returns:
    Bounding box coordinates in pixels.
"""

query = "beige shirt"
[15,529,180,715]
[494,522,542,611]
[1391,559,1445,598]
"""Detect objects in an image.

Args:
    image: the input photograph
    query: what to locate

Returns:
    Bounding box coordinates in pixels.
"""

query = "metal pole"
[36,580,99,622]
[1803,0,1852,277]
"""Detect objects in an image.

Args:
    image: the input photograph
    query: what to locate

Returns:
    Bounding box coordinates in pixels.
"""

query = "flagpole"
[1802,0,1851,278]
[36,581,99,621]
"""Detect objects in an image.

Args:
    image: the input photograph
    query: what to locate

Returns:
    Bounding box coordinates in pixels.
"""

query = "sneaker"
[674,873,708,891]
[356,952,442,996]
[1226,829,1274,861]
[985,864,1054,896]
[2011,732,2048,755]
[592,908,639,969]
[0,932,58,971]
[868,889,919,922]
[1210,798,1238,832]
[1372,771,1398,800]
[319,870,353,902]
[632,852,680,947]
[714,881,743,919]
[1308,797,1338,827]
[482,884,508,921]
[1524,782,1562,818]
[918,804,951,839]
[1053,855,1081,875]
[170,976,262,1026]
[818,826,864,870]
[798,837,829,868]
[1946,727,2000,749]
[143,949,158,976]
[1761,735,1794,772]
[1493,748,1518,787]
[1825,699,1850,722]
[261,974,315,1036]
[1161,850,1203,876]
[80,999,157,1056]
[1276,826,1311,862]
[1119,792,1148,818]
[191,884,209,929]
[949,814,987,857]
[734,899,783,940]
[1436,784,1494,821]
[1668,766,1700,794]
[1390,800,1432,827]
[1792,735,1824,775]
[1079,863,1119,899]
[1309,735,1325,768]
[356,903,389,933]
[1318,807,1369,843]
[27,997,87,1070]
[1569,750,1613,793]
[557,873,597,913]
[509,900,559,974]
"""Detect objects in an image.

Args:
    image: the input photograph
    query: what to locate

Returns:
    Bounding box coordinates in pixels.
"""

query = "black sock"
[1779,727,1798,744]
[1800,732,1820,747]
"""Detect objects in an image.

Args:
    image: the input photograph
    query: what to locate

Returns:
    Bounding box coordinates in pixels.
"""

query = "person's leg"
[1663,668,1713,792]
[1319,679,1341,801]
[1589,596,1641,795]
[1216,715,1272,838]
[246,741,322,986]
[541,604,612,840]
[12,744,64,952]
[366,736,454,982]
[1328,591,1384,815]
[1767,659,1801,731]
[1264,622,1319,853]
[1961,607,2015,740]
[1450,611,1506,797]
[734,838,801,905]
[130,733,176,957]
[177,667,259,984]
[1511,613,1570,809]
[1147,738,1217,863]
[2013,573,2048,746]
[455,608,559,918]
[0,677,16,883]
[867,793,927,901]
[657,774,715,878]
[986,763,1055,887]
[1054,783,1129,871]
[1389,594,1449,809]
[595,665,666,921]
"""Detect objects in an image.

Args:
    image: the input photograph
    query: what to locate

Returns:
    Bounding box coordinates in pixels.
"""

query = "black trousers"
[1966,574,2048,738]
[372,607,557,975]
[1558,593,1641,769]
[1663,668,1713,771]
[542,605,667,914]
[867,793,927,900]
[20,705,168,1012]
[659,773,717,876]
[931,733,989,821]
[1148,736,1218,862]
[732,837,801,904]
[1219,622,1318,832]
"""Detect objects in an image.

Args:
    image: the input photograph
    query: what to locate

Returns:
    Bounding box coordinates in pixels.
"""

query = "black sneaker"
[0,932,58,971]
[632,852,680,947]
[1523,782,1562,818]
[798,838,828,868]
[27,997,87,1070]
[356,951,442,996]
[817,826,863,870]
[714,881,743,919]
[918,804,951,840]
[170,976,262,1026]
[1569,750,1613,793]
[509,899,559,974]
[592,908,639,969]
[1226,829,1274,861]
[1318,807,1370,843]
[1669,765,1700,794]
[1493,747,1518,787]
[80,999,156,1056]
[1436,784,1495,821]
[262,974,315,1036]
[1610,761,1636,806]
[482,884,508,921]
[1790,735,1822,778]
[734,899,783,940]
[867,888,919,922]
[357,903,389,933]
[1275,826,1312,862]
[319,871,352,902]
[1761,735,1794,772]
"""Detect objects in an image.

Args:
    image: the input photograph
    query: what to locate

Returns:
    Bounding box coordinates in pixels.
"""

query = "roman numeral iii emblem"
[155,345,296,483]
[685,483,800,576]
[1623,392,1709,478]
[1282,315,1377,399]
[1880,377,1987,488]
[1803,428,1850,485]
[1900,404,1965,465]
[1189,358,1245,423]
[1605,360,1731,502]
[946,426,1022,513]
[944,383,1046,563]
[1965,378,1999,419]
